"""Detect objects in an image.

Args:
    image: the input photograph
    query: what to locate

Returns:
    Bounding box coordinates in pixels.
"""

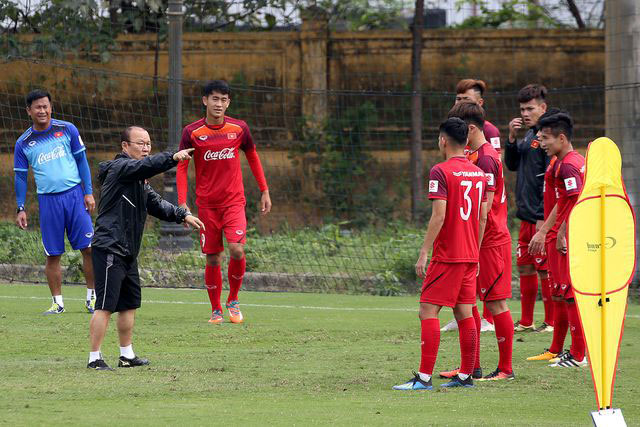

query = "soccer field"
[1,284,639,426]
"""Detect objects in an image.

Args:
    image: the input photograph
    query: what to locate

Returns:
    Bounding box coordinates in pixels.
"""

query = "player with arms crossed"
[527,111,587,367]
[14,89,96,314]
[177,80,271,324]
[393,118,488,390]
[439,102,515,381]
[504,84,554,333]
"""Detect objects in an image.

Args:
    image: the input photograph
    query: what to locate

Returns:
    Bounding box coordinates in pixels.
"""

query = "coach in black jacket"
[504,84,552,332]
[87,126,204,370]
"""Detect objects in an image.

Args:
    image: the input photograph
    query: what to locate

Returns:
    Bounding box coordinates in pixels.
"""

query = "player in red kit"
[440,79,501,334]
[526,111,587,367]
[393,118,488,391]
[454,79,502,153]
[176,80,271,324]
[439,102,515,381]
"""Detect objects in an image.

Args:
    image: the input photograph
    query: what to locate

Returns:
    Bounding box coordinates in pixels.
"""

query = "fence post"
[605,0,640,287]
[159,0,192,251]
[300,7,329,131]
[410,0,425,222]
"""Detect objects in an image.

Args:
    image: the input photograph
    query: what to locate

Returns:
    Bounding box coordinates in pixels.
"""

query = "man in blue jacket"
[14,89,96,314]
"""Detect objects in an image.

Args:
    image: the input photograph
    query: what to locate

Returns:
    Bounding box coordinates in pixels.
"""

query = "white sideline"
[0,293,639,318]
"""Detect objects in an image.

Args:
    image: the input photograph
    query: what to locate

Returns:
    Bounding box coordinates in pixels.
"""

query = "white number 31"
[460,180,483,221]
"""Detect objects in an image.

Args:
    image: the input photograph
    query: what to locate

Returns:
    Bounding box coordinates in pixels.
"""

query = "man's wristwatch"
[16,206,25,214]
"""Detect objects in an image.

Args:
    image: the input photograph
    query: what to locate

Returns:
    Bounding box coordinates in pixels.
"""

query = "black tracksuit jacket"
[504,128,551,224]
[91,151,188,258]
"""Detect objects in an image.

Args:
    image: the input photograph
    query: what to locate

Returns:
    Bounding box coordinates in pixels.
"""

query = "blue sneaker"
[441,374,474,388]
[393,372,433,390]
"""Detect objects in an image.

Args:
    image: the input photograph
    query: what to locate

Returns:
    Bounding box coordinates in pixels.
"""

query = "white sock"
[418,372,431,382]
[53,295,63,307]
[86,288,95,300]
[89,351,101,363]
[120,344,135,359]
[458,373,470,381]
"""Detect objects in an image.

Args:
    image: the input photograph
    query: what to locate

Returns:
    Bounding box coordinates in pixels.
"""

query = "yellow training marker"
[567,137,635,425]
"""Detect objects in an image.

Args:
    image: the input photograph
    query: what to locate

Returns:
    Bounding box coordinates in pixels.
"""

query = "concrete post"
[605,0,640,287]
[300,7,329,129]
[159,0,192,251]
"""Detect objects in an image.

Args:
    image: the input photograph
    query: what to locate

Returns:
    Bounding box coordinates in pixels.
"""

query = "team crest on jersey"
[490,137,500,149]
[531,139,540,149]
[198,135,208,141]
[54,131,64,138]
[564,177,577,191]
[480,288,487,294]
[428,180,439,193]
[486,173,495,186]
[227,133,237,140]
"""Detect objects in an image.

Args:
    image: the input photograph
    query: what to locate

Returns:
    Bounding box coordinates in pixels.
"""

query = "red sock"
[493,310,514,374]
[472,305,482,370]
[205,265,222,311]
[457,317,477,376]
[549,300,569,354]
[540,277,554,326]
[227,256,246,303]
[482,302,494,324]
[519,274,538,326]
[419,318,440,375]
[567,301,586,361]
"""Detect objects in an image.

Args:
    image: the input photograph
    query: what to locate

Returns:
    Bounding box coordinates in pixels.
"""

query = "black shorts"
[93,247,141,313]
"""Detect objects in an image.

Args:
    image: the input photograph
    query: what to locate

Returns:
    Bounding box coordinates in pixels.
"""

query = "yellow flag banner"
[568,137,636,411]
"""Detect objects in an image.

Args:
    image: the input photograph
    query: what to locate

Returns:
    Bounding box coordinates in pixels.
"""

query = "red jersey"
[552,151,585,234]
[468,143,510,248]
[483,120,501,153]
[178,116,258,209]
[428,156,487,263]
[543,156,558,243]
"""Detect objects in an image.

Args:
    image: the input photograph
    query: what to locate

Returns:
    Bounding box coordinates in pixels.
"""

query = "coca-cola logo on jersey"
[37,145,66,165]
[203,148,235,161]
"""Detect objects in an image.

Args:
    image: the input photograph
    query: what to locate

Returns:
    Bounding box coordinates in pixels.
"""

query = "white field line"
[0,292,639,319]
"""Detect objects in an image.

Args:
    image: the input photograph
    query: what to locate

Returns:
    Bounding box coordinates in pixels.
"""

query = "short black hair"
[448,101,485,129]
[202,80,231,98]
[538,110,573,140]
[517,84,547,103]
[26,89,51,107]
[121,125,145,143]
[439,117,468,146]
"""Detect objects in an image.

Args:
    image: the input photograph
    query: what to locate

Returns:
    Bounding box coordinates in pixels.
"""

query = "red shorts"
[517,221,548,271]
[197,204,247,254]
[420,261,477,308]
[477,243,512,301]
[548,239,574,300]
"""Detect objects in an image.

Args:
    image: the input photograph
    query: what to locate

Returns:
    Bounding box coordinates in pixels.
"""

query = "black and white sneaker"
[118,356,150,367]
[87,359,114,371]
[549,352,587,368]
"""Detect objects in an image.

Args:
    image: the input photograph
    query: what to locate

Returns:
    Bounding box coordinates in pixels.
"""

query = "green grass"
[1,284,639,425]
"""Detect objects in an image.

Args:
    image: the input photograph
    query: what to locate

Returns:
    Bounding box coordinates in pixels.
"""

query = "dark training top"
[92,151,189,258]
[504,128,550,224]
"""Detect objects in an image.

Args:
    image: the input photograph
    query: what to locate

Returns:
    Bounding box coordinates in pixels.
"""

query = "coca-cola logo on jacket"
[37,145,66,165]
[203,148,235,161]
